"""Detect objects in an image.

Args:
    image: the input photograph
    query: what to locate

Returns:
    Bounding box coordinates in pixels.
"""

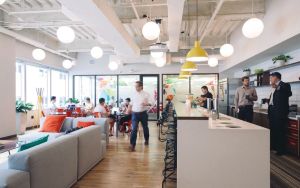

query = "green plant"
[272,54,293,64]
[16,100,34,113]
[243,68,251,72]
[66,98,79,104]
[254,69,264,75]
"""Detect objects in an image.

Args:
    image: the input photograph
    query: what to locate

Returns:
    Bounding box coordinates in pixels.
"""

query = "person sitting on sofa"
[94,98,115,136]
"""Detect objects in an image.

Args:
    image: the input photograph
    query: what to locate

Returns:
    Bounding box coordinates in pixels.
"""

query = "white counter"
[177,109,270,188]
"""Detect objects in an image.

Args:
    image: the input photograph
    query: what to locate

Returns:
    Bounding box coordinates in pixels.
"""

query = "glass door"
[141,75,159,120]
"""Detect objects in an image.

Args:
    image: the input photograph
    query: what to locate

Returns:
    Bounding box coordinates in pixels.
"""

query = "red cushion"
[40,115,66,132]
[77,121,94,128]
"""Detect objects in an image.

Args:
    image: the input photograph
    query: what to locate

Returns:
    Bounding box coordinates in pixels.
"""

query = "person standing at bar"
[196,86,213,109]
[129,81,151,152]
[234,76,258,122]
[267,72,292,155]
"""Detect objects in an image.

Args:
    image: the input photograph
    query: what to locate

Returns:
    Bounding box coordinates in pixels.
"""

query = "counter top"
[174,103,209,120]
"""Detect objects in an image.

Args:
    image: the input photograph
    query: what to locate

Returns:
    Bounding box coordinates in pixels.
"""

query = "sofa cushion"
[0,169,30,188]
[69,126,102,179]
[18,135,49,152]
[40,115,66,133]
[77,121,94,128]
[8,135,78,188]
[40,117,74,132]
[18,132,64,143]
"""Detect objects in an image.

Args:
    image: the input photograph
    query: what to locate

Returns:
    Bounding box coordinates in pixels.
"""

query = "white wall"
[0,33,16,138]
[219,0,300,72]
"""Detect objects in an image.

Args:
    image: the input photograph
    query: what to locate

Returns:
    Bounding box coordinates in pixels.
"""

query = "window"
[26,65,50,107]
[96,76,117,107]
[118,75,139,105]
[51,70,68,106]
[16,62,25,100]
[74,76,95,105]
[15,61,69,108]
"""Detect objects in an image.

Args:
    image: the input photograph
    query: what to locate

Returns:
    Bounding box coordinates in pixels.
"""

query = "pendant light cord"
[196,0,199,41]
[187,0,190,47]
[252,0,254,17]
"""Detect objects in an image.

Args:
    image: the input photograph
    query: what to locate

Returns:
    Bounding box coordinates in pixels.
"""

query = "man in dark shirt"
[199,86,213,109]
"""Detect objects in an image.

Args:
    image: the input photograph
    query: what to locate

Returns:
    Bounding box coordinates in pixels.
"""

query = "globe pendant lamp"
[181,61,197,71]
[108,61,119,71]
[90,46,103,59]
[179,71,191,78]
[242,18,264,38]
[151,51,164,58]
[62,60,73,69]
[155,57,166,67]
[56,26,75,44]
[186,41,208,62]
[0,0,6,5]
[220,43,234,57]
[208,57,219,67]
[142,21,160,41]
[32,48,46,61]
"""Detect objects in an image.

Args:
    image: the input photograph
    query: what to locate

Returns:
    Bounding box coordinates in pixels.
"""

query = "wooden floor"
[72,122,176,188]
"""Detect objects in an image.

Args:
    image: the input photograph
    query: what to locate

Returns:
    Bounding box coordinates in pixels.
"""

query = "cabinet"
[287,119,299,157]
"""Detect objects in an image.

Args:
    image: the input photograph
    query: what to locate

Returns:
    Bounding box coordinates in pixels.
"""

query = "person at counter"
[196,86,213,109]
[234,76,258,123]
[265,72,292,155]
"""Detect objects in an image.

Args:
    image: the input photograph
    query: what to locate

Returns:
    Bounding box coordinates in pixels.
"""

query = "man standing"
[234,76,258,122]
[129,81,151,151]
[267,72,292,155]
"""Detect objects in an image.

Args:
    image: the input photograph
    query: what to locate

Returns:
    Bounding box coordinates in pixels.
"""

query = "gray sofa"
[0,117,109,188]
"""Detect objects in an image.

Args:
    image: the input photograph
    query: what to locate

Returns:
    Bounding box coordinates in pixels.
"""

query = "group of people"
[234,72,292,155]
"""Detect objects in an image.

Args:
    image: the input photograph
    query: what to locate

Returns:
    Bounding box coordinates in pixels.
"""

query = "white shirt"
[269,81,280,105]
[131,90,151,112]
[93,104,107,117]
[49,102,57,111]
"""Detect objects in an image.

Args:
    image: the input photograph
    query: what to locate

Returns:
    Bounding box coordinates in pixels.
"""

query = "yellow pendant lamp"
[181,61,197,71]
[186,41,208,62]
[178,76,188,80]
[186,0,208,62]
[179,71,191,78]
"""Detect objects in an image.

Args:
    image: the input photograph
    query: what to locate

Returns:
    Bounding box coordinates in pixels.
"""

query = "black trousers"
[238,105,253,123]
[268,106,288,153]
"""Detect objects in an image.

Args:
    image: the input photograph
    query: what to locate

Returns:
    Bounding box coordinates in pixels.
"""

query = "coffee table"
[0,140,18,155]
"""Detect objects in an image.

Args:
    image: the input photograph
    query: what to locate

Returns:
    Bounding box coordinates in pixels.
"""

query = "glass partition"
[118,75,140,106]
[190,74,218,98]
[16,62,25,101]
[51,70,68,106]
[74,76,95,105]
[96,76,117,107]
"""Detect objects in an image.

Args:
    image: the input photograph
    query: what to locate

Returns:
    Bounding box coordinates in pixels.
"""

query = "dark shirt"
[201,92,213,109]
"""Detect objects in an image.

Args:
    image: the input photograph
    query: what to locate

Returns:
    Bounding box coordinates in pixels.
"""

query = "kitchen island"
[177,108,270,188]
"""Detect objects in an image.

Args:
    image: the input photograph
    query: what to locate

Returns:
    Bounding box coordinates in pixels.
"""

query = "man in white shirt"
[129,81,151,151]
[49,96,57,112]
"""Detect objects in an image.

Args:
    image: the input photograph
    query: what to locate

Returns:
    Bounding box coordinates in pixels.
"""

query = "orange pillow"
[77,121,94,128]
[40,115,66,133]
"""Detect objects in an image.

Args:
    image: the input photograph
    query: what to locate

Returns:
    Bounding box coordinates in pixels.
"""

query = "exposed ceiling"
[0,0,266,62]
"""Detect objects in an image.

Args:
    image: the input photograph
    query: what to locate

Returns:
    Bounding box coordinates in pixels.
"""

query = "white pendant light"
[208,57,219,67]
[108,61,119,71]
[220,43,234,57]
[32,48,46,61]
[155,58,166,67]
[56,26,75,44]
[90,46,103,59]
[62,60,73,69]
[0,0,6,5]
[242,18,264,38]
[142,21,160,40]
[151,51,164,58]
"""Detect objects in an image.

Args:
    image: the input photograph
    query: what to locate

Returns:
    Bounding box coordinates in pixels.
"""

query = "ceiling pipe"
[0,26,75,60]
[130,0,140,20]
[199,0,225,42]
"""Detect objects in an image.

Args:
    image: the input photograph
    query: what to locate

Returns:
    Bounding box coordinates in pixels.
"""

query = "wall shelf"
[251,80,300,88]
[247,61,300,77]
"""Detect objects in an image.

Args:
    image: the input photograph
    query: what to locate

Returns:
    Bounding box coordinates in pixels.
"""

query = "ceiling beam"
[200,0,225,42]
[167,0,185,52]
[57,0,140,57]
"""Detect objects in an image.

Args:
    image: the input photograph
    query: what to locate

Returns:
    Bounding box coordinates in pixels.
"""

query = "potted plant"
[243,68,251,76]
[254,69,264,75]
[272,54,293,67]
[16,100,34,135]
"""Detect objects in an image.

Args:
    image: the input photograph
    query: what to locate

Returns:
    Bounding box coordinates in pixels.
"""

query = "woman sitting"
[94,98,115,136]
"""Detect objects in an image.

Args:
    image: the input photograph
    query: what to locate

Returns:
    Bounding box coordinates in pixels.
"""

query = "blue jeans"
[130,111,149,146]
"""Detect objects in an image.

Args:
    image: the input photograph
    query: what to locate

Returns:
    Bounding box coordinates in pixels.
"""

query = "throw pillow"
[40,115,66,132]
[77,121,94,128]
[18,135,49,152]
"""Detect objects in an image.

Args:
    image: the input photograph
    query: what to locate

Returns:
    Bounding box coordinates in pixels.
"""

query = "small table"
[0,140,18,155]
